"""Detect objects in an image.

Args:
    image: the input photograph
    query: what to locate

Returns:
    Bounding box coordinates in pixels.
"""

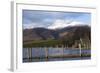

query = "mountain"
[23,27,59,42]
[57,25,91,40]
[23,25,91,44]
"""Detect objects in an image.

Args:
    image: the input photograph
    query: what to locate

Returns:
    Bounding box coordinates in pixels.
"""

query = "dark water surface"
[23,48,91,62]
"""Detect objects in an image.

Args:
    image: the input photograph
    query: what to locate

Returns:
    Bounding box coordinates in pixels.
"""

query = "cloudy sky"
[22,10,91,29]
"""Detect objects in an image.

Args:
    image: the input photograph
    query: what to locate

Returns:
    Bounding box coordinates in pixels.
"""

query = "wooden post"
[62,45,64,58]
[27,48,29,59]
[45,47,48,61]
[40,47,41,59]
[26,48,30,62]
[29,48,32,62]
[79,43,81,57]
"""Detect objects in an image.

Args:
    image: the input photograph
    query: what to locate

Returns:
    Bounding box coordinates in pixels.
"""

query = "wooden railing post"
[27,48,29,59]
[79,43,81,57]
[27,48,32,62]
[45,47,48,61]
[62,45,64,58]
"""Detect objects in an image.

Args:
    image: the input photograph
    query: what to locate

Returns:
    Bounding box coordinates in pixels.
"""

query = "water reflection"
[23,47,91,62]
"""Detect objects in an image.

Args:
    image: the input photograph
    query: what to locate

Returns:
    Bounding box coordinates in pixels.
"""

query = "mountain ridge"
[23,25,91,43]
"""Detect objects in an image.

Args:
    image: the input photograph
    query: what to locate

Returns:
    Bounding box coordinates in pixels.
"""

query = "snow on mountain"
[48,19,89,29]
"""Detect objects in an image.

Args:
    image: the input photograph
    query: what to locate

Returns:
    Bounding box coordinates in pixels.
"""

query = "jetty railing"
[23,47,83,62]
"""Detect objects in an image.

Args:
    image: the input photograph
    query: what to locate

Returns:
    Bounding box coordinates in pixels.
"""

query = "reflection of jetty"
[23,37,91,62]
[23,46,91,62]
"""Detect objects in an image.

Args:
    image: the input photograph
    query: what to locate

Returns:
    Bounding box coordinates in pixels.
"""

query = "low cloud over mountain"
[47,20,89,29]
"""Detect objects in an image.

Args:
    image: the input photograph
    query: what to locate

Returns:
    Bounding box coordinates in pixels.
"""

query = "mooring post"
[29,48,32,62]
[27,48,29,59]
[62,45,64,58]
[45,47,48,61]
[26,48,30,62]
[79,43,81,57]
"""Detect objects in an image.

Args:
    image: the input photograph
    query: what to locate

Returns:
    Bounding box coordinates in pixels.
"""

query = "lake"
[23,47,91,62]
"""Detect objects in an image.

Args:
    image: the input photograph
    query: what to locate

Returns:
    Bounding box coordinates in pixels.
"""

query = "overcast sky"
[22,10,91,29]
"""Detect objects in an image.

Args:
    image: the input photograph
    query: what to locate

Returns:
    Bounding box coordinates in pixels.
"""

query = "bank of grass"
[23,39,62,48]
[23,39,90,50]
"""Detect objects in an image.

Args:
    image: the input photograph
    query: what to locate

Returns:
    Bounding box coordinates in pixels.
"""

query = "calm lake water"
[23,48,91,62]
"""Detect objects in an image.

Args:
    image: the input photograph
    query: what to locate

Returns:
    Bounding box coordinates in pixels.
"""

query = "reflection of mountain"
[23,25,90,42]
